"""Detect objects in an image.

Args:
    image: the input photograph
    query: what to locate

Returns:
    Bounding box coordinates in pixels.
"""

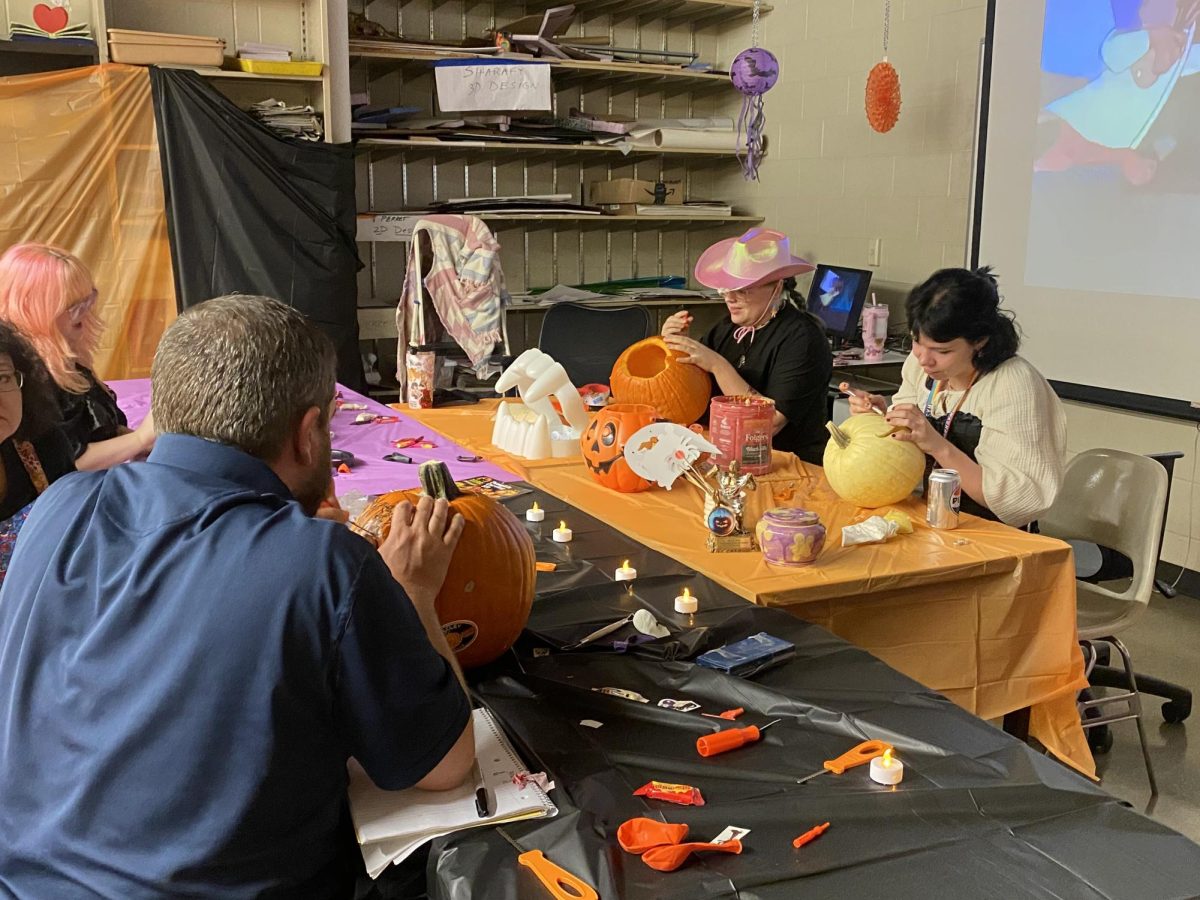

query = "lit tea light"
[674,587,698,614]
[552,521,573,543]
[615,560,638,582]
[526,502,545,523]
[869,748,904,785]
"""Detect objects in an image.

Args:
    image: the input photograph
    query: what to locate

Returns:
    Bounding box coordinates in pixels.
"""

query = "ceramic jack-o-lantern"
[580,403,659,492]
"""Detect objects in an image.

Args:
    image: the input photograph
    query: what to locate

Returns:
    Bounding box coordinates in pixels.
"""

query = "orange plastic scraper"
[516,850,598,900]
[796,739,893,784]
[695,719,780,758]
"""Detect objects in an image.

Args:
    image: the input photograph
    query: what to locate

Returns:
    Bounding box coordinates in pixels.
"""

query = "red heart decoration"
[32,3,70,34]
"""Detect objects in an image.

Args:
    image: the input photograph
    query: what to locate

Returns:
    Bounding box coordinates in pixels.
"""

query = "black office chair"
[1072,451,1192,751]
[537,302,654,388]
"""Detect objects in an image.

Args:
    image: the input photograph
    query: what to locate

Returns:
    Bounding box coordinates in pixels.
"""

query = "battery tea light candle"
[674,587,698,614]
[526,501,545,523]
[615,560,637,582]
[869,748,903,785]
[552,521,573,543]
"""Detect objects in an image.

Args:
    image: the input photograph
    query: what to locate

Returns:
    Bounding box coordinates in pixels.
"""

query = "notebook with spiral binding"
[348,707,557,878]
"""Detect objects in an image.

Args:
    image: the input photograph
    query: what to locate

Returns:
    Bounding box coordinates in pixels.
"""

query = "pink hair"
[0,243,103,394]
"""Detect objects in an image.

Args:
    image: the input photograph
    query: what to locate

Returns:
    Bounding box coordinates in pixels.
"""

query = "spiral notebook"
[348,708,557,878]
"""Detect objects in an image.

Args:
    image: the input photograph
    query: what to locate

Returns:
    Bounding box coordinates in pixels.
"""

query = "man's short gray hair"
[152,296,337,460]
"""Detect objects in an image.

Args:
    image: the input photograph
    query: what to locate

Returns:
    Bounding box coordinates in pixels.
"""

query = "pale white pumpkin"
[823,415,925,508]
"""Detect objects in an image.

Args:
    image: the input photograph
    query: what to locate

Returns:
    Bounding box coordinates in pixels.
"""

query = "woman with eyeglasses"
[0,321,76,584]
[661,228,834,465]
[0,243,154,470]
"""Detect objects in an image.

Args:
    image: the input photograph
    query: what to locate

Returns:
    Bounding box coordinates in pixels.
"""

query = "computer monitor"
[805,264,872,344]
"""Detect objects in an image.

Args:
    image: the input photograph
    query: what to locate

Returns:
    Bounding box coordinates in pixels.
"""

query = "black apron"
[923,411,993,521]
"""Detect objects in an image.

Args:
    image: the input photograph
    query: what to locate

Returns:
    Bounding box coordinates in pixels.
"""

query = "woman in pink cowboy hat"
[662,227,833,465]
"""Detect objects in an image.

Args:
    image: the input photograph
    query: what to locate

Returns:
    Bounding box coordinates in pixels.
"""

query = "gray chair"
[1038,449,1169,795]
[538,301,653,388]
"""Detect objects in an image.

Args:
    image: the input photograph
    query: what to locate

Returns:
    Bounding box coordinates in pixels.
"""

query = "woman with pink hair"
[0,243,154,470]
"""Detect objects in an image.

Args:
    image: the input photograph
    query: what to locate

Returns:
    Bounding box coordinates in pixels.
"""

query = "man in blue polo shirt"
[0,296,474,898]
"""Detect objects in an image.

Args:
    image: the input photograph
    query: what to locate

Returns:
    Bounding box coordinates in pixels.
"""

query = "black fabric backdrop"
[149,68,364,390]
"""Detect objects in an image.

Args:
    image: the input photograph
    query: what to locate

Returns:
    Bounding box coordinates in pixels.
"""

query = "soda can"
[927,468,961,530]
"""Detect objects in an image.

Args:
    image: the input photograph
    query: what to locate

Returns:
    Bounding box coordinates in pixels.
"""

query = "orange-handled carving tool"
[695,719,780,757]
[500,828,598,900]
[792,821,831,848]
[516,850,598,900]
[796,739,893,784]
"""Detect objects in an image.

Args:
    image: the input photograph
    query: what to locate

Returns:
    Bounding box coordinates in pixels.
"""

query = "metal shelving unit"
[349,0,768,383]
[95,0,349,142]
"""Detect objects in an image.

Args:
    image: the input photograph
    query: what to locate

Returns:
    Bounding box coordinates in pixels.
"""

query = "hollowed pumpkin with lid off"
[610,337,711,425]
[353,461,535,669]
[823,415,924,508]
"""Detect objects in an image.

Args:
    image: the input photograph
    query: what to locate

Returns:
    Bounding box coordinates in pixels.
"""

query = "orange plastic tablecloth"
[391,399,582,482]
[405,401,1093,777]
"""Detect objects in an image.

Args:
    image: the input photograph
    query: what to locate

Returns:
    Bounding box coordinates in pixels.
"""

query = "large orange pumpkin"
[353,461,536,669]
[610,337,712,425]
[581,403,658,493]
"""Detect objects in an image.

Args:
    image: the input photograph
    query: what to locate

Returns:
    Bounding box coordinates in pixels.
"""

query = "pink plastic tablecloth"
[109,380,516,498]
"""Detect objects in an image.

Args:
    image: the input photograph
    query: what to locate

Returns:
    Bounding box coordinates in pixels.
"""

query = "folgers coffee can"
[709,395,775,476]
[927,468,961,529]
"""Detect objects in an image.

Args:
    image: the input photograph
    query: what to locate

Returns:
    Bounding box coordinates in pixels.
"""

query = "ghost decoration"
[623,423,720,491]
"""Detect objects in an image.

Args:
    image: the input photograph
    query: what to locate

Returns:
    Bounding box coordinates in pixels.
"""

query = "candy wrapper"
[842,515,900,547]
[513,771,555,792]
[634,781,706,807]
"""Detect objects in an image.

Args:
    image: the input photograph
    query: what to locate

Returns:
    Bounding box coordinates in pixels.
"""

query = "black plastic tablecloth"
[422,489,1200,899]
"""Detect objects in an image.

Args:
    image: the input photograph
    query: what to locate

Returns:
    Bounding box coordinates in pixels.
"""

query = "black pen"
[472,760,490,818]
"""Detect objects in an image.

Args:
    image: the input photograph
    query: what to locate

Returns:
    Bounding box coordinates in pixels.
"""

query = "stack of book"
[249,99,324,142]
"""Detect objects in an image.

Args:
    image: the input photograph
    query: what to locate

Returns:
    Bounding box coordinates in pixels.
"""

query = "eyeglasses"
[66,289,98,324]
[0,371,25,393]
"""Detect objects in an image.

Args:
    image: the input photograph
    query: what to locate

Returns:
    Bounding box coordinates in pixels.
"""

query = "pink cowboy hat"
[694,228,814,290]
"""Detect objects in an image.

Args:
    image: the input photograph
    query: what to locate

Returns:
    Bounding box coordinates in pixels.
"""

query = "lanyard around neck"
[924,370,979,439]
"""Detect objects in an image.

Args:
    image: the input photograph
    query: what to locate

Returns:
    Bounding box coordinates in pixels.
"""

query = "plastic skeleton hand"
[494,349,588,433]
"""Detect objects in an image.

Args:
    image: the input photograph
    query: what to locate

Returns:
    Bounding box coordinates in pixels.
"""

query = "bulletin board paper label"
[358,215,419,242]
[434,60,552,112]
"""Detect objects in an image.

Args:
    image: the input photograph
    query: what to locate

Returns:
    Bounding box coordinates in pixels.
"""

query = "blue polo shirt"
[0,435,470,899]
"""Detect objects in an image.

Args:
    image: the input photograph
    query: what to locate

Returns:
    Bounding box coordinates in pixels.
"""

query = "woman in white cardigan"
[846,267,1066,527]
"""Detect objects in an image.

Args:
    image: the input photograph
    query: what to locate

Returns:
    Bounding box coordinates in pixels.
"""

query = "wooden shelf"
[348,43,730,87]
[477,213,760,222]
[0,38,98,75]
[355,137,739,161]
[158,64,325,83]
[507,296,727,311]
[0,38,98,57]
[525,0,772,28]
[358,212,761,241]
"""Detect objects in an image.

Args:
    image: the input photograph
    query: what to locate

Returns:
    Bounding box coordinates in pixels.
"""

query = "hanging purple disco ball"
[730,47,779,96]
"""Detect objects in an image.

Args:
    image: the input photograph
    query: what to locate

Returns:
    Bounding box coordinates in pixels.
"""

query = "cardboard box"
[589,178,682,207]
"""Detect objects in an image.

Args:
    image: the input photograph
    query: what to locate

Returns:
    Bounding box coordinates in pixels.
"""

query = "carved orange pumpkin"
[610,337,712,425]
[353,461,535,669]
[581,403,658,493]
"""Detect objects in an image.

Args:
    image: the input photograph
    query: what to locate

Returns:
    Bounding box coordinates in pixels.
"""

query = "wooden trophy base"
[707,532,758,553]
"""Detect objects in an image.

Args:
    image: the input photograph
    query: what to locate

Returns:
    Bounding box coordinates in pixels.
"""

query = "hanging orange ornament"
[865,1,901,133]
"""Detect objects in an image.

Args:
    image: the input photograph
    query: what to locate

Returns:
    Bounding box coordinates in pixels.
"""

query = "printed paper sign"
[435,59,552,112]
[356,215,419,243]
